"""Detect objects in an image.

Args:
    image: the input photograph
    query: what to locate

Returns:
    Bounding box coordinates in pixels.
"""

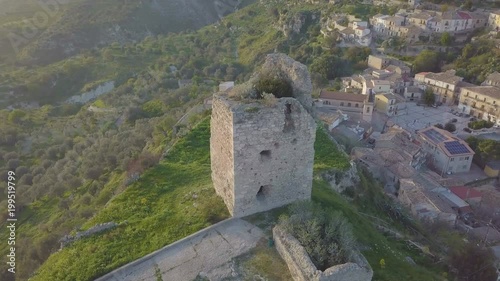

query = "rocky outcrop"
[323,161,360,193]
[273,226,373,281]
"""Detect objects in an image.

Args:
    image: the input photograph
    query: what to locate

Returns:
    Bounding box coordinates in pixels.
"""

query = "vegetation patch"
[313,126,350,172]
[255,71,293,99]
[31,119,229,281]
[468,120,494,130]
[278,201,355,270]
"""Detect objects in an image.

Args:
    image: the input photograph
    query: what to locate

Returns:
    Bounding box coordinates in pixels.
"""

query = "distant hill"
[0,0,254,65]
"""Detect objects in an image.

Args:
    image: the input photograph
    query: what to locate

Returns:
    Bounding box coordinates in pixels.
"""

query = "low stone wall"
[60,222,118,249]
[273,226,373,281]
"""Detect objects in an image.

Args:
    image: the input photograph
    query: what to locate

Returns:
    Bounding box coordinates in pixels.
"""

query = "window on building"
[446,84,449,89]
[475,95,478,99]
[484,98,487,102]
[348,103,351,107]
[450,157,454,162]
[366,107,370,113]
[465,156,470,160]
[494,101,496,105]
[355,103,359,107]
[340,102,344,106]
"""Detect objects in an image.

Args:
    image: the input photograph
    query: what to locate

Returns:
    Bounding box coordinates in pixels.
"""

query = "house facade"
[318,90,374,122]
[458,86,500,125]
[414,70,463,105]
[489,10,500,32]
[404,86,423,101]
[417,127,474,174]
[375,93,405,116]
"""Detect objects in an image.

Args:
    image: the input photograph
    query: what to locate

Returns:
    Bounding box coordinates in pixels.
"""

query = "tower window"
[260,150,272,161]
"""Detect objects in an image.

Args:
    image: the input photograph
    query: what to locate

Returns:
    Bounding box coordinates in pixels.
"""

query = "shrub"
[444,122,456,132]
[255,71,293,99]
[468,120,494,130]
[434,123,444,129]
[278,201,355,271]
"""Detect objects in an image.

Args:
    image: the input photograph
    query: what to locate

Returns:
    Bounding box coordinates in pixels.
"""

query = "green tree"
[413,50,440,73]
[141,100,165,118]
[444,122,456,132]
[8,109,26,124]
[440,32,452,46]
[450,244,497,281]
[464,0,473,10]
[423,88,435,106]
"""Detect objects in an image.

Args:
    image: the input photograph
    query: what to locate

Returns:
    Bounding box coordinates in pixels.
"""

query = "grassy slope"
[34,120,445,280]
[31,119,229,281]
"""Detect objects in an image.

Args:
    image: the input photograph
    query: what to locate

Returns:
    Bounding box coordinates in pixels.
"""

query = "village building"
[489,10,500,32]
[483,72,500,87]
[318,90,374,122]
[414,70,464,105]
[417,126,475,174]
[458,86,500,125]
[404,86,424,101]
[398,179,457,225]
[374,93,406,116]
[351,127,426,185]
[449,186,482,205]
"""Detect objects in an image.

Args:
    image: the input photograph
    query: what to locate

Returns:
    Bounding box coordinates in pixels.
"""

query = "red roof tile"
[449,186,482,200]
[457,11,472,20]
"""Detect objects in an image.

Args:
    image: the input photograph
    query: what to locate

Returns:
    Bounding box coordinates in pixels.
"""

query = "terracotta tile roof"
[319,90,367,102]
[457,11,472,20]
[449,186,482,200]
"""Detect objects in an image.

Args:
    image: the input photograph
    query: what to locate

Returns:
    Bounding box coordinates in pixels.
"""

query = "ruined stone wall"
[231,98,316,217]
[273,226,373,281]
[210,97,236,214]
[210,53,317,217]
[211,94,316,217]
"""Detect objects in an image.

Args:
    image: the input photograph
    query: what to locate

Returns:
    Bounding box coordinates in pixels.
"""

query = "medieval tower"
[210,54,316,217]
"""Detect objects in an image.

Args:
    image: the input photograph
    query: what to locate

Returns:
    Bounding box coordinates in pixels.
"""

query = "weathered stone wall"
[260,53,314,114]
[232,98,316,217]
[211,53,317,217]
[211,95,316,217]
[210,97,236,214]
[273,226,373,281]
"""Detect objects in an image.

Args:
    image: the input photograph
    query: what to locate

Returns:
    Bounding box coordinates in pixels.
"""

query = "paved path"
[95,218,264,281]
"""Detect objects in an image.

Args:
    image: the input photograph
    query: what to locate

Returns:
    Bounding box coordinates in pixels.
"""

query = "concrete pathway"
[95,218,264,281]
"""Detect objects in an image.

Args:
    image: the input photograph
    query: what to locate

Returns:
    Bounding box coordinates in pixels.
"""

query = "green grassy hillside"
[31,118,229,281]
[30,120,446,281]
[0,0,255,64]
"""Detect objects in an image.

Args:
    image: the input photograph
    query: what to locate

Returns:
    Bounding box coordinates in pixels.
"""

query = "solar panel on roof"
[444,141,470,155]
[422,128,447,144]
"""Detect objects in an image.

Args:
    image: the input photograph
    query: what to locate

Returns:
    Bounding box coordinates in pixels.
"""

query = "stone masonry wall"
[210,53,317,217]
[211,94,316,217]
[232,98,316,217]
[210,97,236,214]
[273,226,373,281]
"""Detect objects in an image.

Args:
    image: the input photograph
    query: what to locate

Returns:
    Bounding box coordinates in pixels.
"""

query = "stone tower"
[210,54,316,217]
